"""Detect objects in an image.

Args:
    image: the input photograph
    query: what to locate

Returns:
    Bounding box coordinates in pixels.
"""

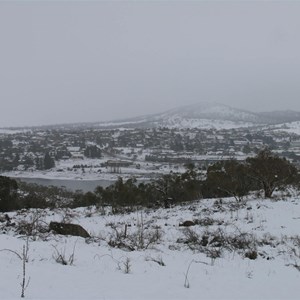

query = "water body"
[16,177,149,193]
[16,177,116,193]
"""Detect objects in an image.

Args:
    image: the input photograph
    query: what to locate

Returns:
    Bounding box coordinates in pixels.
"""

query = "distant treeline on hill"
[0,149,299,212]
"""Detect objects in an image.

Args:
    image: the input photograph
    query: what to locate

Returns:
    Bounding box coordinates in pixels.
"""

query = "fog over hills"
[157,103,261,125]
[257,110,300,125]
[93,102,300,130]
[3,103,300,131]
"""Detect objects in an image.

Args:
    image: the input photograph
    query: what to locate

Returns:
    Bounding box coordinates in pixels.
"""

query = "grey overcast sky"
[1,1,300,127]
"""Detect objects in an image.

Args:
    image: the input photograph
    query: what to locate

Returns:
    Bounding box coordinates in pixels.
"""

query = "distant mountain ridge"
[258,110,300,124]
[158,103,261,123]
[4,103,300,131]
[95,102,300,130]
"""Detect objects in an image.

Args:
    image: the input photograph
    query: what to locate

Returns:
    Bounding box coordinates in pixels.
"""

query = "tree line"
[0,149,299,212]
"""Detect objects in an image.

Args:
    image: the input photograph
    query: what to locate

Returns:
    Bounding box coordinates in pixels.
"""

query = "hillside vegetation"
[0,149,300,299]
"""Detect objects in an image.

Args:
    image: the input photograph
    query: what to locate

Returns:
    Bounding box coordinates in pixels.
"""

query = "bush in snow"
[107,215,163,251]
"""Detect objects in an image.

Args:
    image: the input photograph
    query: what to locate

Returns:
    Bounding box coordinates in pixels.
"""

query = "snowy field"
[0,157,186,182]
[270,121,300,135]
[1,191,300,300]
[0,153,246,183]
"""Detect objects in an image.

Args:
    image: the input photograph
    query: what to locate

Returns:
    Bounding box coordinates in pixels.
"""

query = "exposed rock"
[179,220,195,227]
[0,214,10,223]
[245,250,258,260]
[49,222,90,238]
[201,235,209,247]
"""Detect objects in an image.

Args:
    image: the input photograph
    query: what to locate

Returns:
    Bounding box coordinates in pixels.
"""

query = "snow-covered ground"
[162,117,256,130]
[1,192,300,299]
[1,151,248,183]
[0,128,32,135]
[270,121,300,135]
[0,156,187,182]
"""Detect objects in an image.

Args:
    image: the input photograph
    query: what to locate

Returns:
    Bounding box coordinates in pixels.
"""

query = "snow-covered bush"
[107,218,163,251]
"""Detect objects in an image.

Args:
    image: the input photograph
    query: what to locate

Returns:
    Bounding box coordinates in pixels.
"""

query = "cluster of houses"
[0,124,300,172]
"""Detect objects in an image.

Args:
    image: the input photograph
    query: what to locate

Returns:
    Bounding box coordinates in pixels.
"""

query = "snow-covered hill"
[2,102,300,131]
[94,103,300,130]
[159,102,261,123]
[1,193,300,299]
[95,102,261,129]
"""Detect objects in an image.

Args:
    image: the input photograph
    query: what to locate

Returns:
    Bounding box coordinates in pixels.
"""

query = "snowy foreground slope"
[1,193,300,300]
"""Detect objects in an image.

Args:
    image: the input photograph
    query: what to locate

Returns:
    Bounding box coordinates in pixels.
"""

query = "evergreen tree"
[84,145,102,158]
[246,148,298,198]
[205,159,252,201]
[0,176,18,211]
[44,152,55,170]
